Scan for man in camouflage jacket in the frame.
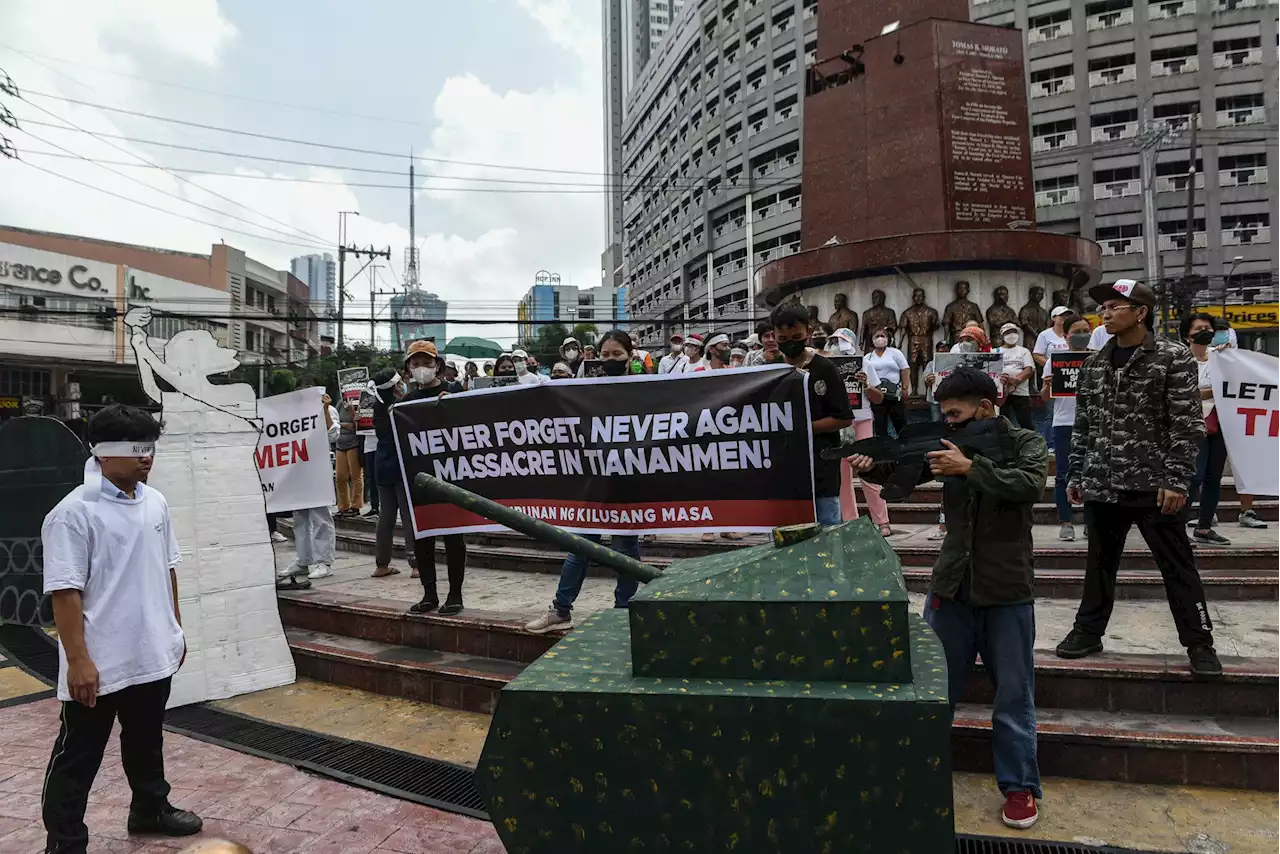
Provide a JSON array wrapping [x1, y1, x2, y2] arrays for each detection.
[[1056, 280, 1219, 677]]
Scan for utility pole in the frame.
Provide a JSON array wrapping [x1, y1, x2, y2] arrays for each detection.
[[369, 263, 380, 347], [336, 243, 390, 349]]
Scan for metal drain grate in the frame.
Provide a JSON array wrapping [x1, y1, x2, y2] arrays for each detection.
[[164, 705, 488, 819], [956, 837, 1156, 853], [0, 623, 59, 683]]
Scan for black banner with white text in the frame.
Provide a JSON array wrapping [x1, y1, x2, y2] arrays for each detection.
[[391, 366, 815, 536]]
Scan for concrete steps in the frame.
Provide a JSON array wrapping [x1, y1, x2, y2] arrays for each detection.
[[308, 524, 1279, 601], [275, 590, 1279, 790]]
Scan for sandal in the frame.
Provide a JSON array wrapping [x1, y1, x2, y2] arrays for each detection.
[[371, 566, 401, 578], [275, 574, 312, 590], [720, 532, 744, 541], [879, 525, 893, 537]]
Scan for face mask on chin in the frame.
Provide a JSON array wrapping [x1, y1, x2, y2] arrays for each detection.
[[601, 357, 629, 376], [411, 366, 436, 385], [1069, 333, 1091, 349], [1002, 333, 1020, 346], [777, 339, 807, 359]]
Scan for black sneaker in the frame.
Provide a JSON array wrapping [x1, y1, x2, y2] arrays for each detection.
[[1193, 528, 1231, 546], [1055, 629, 1103, 660], [1188, 645, 1223, 677], [127, 805, 203, 837]]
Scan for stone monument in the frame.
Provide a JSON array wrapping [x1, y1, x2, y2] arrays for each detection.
[[985, 286, 1018, 340], [943, 280, 983, 346], [1020, 286, 1050, 348], [899, 288, 940, 397], [828, 292, 859, 336], [860, 289, 897, 352]]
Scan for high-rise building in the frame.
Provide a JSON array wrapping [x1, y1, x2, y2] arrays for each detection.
[[617, 0, 816, 348], [971, 0, 1277, 306], [389, 290, 448, 351], [604, 1, 689, 255], [289, 253, 336, 336], [518, 278, 628, 344]]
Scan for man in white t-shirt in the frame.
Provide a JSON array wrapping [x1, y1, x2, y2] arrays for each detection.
[[996, 321, 1037, 431], [41, 405, 203, 853], [658, 333, 687, 374]]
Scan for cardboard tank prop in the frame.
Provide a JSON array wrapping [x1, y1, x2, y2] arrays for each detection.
[[414, 474, 955, 853]]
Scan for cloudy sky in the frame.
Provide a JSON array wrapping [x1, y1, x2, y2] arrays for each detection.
[[0, 0, 605, 348]]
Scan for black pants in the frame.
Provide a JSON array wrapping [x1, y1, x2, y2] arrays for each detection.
[[363, 451, 379, 511], [1187, 432, 1228, 530], [1002, 395, 1035, 431], [1076, 502, 1213, 648], [43, 677, 172, 854], [871, 399, 906, 437], [414, 533, 467, 601]]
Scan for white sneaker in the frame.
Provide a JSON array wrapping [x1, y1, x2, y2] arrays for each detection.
[[308, 564, 333, 580], [276, 563, 306, 579], [927, 529, 946, 541], [270, 532, 287, 543], [1238, 510, 1268, 529], [525, 607, 573, 634]]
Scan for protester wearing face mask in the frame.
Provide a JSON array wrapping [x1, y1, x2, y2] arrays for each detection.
[[463, 361, 479, 391], [811, 323, 835, 354], [1033, 307, 1071, 369], [675, 333, 706, 372], [847, 367, 1047, 831], [830, 329, 891, 536], [694, 333, 732, 371], [659, 334, 686, 374], [371, 367, 417, 581], [951, 323, 991, 354], [394, 341, 469, 615], [492, 354, 517, 382], [864, 327, 909, 438], [771, 302, 854, 527], [729, 344, 747, 368], [1040, 315, 1093, 541], [511, 349, 546, 385], [551, 361, 574, 380], [1181, 313, 1231, 546], [526, 330, 648, 633], [560, 337, 584, 375], [996, 322, 1037, 431], [483, 362, 494, 377]]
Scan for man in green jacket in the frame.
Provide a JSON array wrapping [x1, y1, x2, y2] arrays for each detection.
[[847, 366, 1047, 830]]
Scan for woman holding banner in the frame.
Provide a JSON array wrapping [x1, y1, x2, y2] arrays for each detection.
[[1040, 314, 1092, 541], [526, 330, 647, 634], [1182, 313, 1232, 546]]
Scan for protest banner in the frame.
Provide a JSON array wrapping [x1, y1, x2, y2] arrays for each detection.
[[256, 387, 337, 513], [580, 359, 609, 378], [337, 366, 374, 434], [1209, 348, 1279, 497], [1049, 351, 1088, 398], [936, 352, 1002, 384], [828, 355, 864, 409], [392, 365, 815, 536]]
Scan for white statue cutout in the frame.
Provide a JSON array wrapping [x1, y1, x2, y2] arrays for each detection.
[[125, 306, 296, 708]]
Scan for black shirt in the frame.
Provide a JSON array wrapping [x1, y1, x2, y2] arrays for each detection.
[[802, 353, 855, 498], [402, 380, 462, 404], [1110, 344, 1138, 369]]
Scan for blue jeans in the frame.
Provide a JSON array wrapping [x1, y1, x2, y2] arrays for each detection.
[[1040, 398, 1055, 449], [553, 534, 641, 617], [815, 495, 842, 526], [1188, 432, 1227, 530], [924, 597, 1042, 798]]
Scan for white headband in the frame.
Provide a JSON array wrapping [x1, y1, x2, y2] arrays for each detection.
[[82, 442, 156, 503], [91, 442, 156, 458], [375, 371, 402, 390]]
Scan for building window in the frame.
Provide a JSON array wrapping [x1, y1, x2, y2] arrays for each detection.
[[0, 366, 51, 397]]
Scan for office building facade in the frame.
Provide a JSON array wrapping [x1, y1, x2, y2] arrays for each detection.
[[518, 280, 629, 343], [389, 290, 448, 351], [618, 0, 816, 348], [290, 253, 336, 336], [971, 0, 1277, 308]]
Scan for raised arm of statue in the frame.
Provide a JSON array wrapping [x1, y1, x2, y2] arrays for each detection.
[[125, 307, 182, 405]]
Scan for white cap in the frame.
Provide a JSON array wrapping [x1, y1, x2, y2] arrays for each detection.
[[1000, 321, 1021, 335], [1050, 305, 1070, 318], [512, 348, 529, 359]]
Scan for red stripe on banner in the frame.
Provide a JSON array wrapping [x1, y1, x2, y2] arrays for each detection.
[[412, 499, 814, 535]]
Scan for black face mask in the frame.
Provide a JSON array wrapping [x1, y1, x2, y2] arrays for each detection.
[[1191, 329, 1214, 346], [713, 346, 731, 363], [811, 337, 827, 351], [778, 339, 807, 358], [600, 358, 629, 376], [948, 417, 975, 432], [1068, 333, 1090, 350]]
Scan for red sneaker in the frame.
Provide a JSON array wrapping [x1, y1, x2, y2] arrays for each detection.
[[1001, 791, 1038, 829]]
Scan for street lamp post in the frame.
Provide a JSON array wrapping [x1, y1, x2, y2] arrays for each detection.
[[1223, 255, 1243, 317]]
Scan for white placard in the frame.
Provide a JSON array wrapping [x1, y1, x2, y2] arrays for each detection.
[[257, 387, 337, 513], [1209, 348, 1279, 498]]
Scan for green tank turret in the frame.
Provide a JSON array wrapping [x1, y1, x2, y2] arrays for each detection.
[[412, 474, 954, 853]]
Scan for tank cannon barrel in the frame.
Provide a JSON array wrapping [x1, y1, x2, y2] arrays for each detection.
[[411, 473, 663, 583]]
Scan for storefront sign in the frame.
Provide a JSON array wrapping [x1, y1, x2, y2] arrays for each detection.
[[1049, 351, 1088, 398], [0, 242, 114, 295], [392, 367, 815, 536]]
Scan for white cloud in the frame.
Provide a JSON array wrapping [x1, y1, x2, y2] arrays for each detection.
[[0, 0, 606, 351]]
